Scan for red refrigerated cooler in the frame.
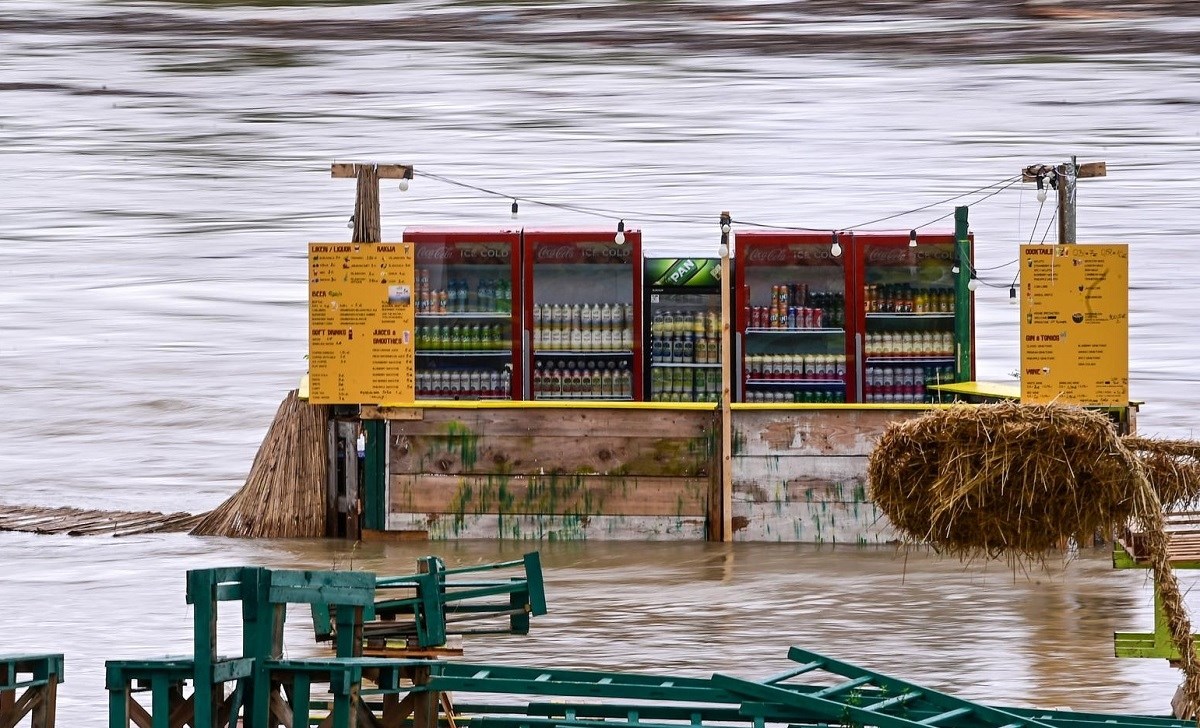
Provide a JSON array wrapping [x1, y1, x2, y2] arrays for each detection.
[[852, 231, 973, 404], [402, 228, 523, 400], [733, 230, 974, 404], [734, 232, 855, 404], [523, 229, 643, 401]]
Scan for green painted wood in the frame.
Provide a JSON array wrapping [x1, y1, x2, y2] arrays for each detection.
[[954, 206, 972, 380], [364, 419, 388, 530]]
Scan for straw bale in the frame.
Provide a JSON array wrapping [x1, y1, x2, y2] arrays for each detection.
[[868, 403, 1200, 716], [1124, 437, 1200, 510], [868, 402, 1137, 558]]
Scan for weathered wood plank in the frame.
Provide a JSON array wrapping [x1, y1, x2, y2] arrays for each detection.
[[729, 453, 873, 491], [389, 408, 717, 440], [331, 162, 412, 179], [391, 434, 713, 477], [731, 500, 901, 544], [389, 474, 707, 517], [388, 512, 706, 541], [729, 467, 873, 506], [732, 409, 922, 457]]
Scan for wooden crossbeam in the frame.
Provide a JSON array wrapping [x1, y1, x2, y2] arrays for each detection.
[[331, 163, 413, 180], [1022, 161, 1106, 182]]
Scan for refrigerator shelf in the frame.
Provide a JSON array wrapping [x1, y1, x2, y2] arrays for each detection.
[[534, 395, 635, 401], [534, 350, 634, 357], [745, 327, 845, 335], [865, 312, 954, 319], [651, 361, 721, 369], [866, 356, 954, 364], [416, 312, 511, 319], [417, 350, 512, 357], [745, 378, 845, 386]]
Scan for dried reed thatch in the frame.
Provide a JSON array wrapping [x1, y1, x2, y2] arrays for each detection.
[[191, 390, 329, 538], [868, 402, 1200, 716], [1125, 437, 1200, 510]]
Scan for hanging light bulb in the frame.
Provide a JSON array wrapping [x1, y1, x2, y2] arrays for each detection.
[[967, 276, 980, 292], [399, 178, 409, 192], [908, 229, 917, 248], [830, 231, 842, 258], [1036, 175, 1047, 203], [614, 219, 626, 245], [510, 200, 519, 220], [718, 243, 729, 257], [951, 258, 960, 274], [1009, 285, 1018, 304], [347, 214, 355, 230]]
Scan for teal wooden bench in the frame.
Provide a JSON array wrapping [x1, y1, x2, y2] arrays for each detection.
[[0, 653, 63, 728], [106, 566, 380, 728], [314, 552, 547, 654], [255, 569, 382, 726], [106, 566, 268, 728]]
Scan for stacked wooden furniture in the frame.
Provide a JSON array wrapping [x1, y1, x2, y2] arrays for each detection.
[[0, 653, 63, 728]]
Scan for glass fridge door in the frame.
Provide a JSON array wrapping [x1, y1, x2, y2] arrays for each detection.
[[527, 232, 640, 401], [857, 232, 958, 404], [647, 290, 722, 403], [405, 230, 521, 400], [736, 233, 851, 404]]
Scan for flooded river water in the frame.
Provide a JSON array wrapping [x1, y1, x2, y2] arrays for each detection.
[[4, 1, 1200, 723]]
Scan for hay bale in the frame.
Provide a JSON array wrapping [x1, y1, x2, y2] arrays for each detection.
[[868, 402, 1137, 558], [868, 403, 1200, 716], [1125, 437, 1200, 510]]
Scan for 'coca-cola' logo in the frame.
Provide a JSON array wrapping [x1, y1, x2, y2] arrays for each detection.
[[535, 245, 578, 262], [415, 246, 453, 261], [744, 248, 787, 264]]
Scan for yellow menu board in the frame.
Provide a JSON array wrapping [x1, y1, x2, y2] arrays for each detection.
[[1020, 244, 1128, 406], [308, 242, 415, 404]]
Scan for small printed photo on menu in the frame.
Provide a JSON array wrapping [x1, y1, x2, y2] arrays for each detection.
[[388, 285, 412, 305]]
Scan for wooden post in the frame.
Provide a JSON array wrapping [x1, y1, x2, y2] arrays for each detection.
[[329, 162, 413, 540], [1022, 159, 1106, 245], [718, 212, 734, 543]]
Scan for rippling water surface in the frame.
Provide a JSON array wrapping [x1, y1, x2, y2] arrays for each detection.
[[3, 1, 1200, 723]]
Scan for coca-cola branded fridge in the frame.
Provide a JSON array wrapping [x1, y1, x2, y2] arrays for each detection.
[[524, 229, 643, 401], [852, 231, 973, 404], [733, 230, 974, 404], [643, 257, 723, 402], [402, 228, 522, 400], [734, 233, 854, 403]]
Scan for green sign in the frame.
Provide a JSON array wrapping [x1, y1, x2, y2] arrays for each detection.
[[645, 258, 721, 288]]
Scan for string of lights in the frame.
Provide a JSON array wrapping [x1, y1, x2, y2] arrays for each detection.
[[410, 168, 1027, 244]]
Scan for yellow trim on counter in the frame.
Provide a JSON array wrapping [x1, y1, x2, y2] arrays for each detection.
[[378, 399, 720, 411], [731, 402, 956, 411], [927, 381, 1020, 399]]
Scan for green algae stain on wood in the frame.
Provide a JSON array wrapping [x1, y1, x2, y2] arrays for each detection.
[[445, 421, 480, 469]]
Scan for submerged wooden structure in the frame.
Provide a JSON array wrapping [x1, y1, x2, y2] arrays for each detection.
[[362, 401, 966, 543], [0, 505, 199, 537]]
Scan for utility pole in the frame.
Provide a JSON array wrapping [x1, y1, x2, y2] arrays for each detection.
[[1021, 157, 1106, 244], [331, 162, 414, 243], [717, 211, 733, 543], [327, 162, 414, 540]]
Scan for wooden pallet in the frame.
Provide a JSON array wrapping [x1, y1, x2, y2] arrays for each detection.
[[1115, 511, 1200, 569]]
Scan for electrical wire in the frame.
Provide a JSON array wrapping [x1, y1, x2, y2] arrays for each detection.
[[416, 170, 704, 224], [414, 168, 1025, 233]]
